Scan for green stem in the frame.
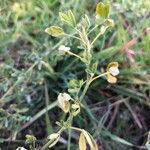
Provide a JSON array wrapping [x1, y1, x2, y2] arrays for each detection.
[[90, 26, 108, 46], [79, 72, 108, 102], [79, 75, 93, 102], [65, 33, 82, 41], [88, 21, 106, 35], [88, 24, 99, 35], [40, 140, 53, 150], [90, 72, 108, 82], [67, 128, 72, 150], [66, 113, 74, 150], [44, 81, 53, 135], [68, 51, 83, 60], [33, 141, 36, 150], [69, 126, 82, 132]]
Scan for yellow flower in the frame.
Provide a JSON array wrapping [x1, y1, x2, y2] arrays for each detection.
[[57, 93, 71, 113], [106, 62, 119, 83]]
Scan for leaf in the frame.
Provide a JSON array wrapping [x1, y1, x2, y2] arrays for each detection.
[[25, 135, 36, 144], [49, 136, 60, 148], [68, 79, 80, 89], [96, 2, 110, 19], [79, 132, 86, 150], [91, 141, 98, 150], [87, 133, 98, 150], [59, 10, 76, 27], [68, 79, 83, 94], [82, 130, 93, 148], [80, 14, 91, 30], [48, 133, 59, 140], [90, 62, 98, 74], [68, 10, 76, 26], [85, 61, 98, 75], [45, 26, 64, 37]]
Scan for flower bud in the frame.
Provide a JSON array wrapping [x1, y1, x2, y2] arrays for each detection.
[[106, 19, 114, 27], [58, 45, 70, 55]]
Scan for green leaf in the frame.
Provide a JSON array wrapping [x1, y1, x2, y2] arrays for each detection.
[[68, 79, 83, 94], [45, 26, 64, 37], [25, 135, 36, 144], [85, 61, 98, 75], [80, 14, 91, 30], [91, 62, 98, 74], [96, 2, 110, 19], [59, 10, 76, 27]]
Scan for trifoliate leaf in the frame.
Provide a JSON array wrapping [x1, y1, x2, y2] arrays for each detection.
[[45, 26, 64, 37], [79, 132, 86, 150], [96, 2, 110, 19]]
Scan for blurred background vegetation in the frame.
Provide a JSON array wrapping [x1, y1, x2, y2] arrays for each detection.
[[0, 0, 150, 149]]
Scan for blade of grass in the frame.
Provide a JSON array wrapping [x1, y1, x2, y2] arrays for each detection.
[[67, 128, 72, 150], [44, 81, 53, 135], [100, 129, 134, 147], [18, 101, 58, 133]]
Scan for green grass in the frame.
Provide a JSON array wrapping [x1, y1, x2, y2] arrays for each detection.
[[0, 0, 150, 149]]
